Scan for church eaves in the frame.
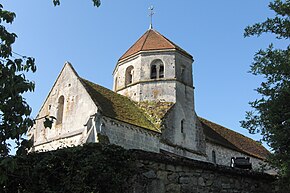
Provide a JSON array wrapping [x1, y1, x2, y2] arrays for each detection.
[[119, 29, 192, 61]]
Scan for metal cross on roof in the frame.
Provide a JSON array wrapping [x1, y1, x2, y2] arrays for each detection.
[[148, 6, 154, 29]]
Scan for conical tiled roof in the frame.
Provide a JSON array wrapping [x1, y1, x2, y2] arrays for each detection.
[[119, 29, 192, 61]]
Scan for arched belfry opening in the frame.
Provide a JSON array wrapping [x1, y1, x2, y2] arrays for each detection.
[[150, 65, 157, 79], [150, 59, 164, 79], [159, 64, 164, 78], [125, 66, 134, 86], [56, 95, 64, 125]]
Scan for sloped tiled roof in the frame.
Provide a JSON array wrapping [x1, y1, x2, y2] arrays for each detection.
[[119, 29, 192, 61], [199, 117, 269, 160], [80, 78, 158, 132]]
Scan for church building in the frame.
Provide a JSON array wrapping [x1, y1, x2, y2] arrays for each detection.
[[29, 28, 269, 170]]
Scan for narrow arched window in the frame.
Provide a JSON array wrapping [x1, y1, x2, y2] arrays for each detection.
[[150, 65, 157, 79], [212, 150, 216, 163], [159, 64, 164, 78], [125, 66, 134, 86], [56, 95, 64, 125], [181, 119, 185, 133]]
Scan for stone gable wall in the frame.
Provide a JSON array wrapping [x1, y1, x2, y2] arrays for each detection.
[[32, 63, 98, 151]]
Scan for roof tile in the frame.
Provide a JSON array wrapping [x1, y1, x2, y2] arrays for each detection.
[[119, 29, 192, 61], [199, 117, 269, 160]]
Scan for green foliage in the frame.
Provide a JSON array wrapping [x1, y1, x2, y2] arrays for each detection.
[[42, 116, 57, 129], [242, 0, 290, 181], [0, 4, 36, 157], [0, 143, 136, 193]]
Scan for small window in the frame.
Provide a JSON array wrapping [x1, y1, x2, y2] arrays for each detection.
[[159, 64, 164, 78], [56, 96, 64, 125], [125, 66, 134, 86], [181, 119, 185, 133], [212, 150, 216, 163]]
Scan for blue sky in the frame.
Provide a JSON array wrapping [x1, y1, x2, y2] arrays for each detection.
[[3, 0, 286, 149]]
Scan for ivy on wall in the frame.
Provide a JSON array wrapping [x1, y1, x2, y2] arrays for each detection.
[[0, 143, 136, 193]]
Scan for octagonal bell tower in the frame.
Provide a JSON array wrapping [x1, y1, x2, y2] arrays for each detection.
[[113, 29, 194, 104], [113, 29, 206, 155]]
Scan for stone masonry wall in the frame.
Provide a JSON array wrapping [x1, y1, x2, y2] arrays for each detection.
[[206, 141, 266, 171], [32, 63, 98, 151], [128, 150, 277, 193], [102, 117, 160, 153]]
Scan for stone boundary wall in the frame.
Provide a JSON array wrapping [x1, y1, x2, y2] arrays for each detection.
[[128, 150, 277, 193]]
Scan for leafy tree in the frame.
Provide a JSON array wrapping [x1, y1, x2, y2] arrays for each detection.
[[0, 4, 36, 157], [242, 0, 290, 180]]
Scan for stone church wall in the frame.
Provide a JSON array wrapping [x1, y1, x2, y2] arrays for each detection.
[[32, 63, 98, 151], [206, 141, 265, 171], [102, 117, 160, 153], [128, 150, 277, 193]]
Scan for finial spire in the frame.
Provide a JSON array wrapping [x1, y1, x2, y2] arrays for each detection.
[[148, 6, 154, 29]]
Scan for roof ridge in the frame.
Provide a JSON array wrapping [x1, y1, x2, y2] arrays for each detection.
[[140, 29, 151, 51], [153, 29, 176, 48], [118, 30, 149, 61], [153, 29, 192, 58]]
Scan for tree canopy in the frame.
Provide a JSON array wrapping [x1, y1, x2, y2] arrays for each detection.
[[0, 4, 36, 157], [242, 0, 290, 180]]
